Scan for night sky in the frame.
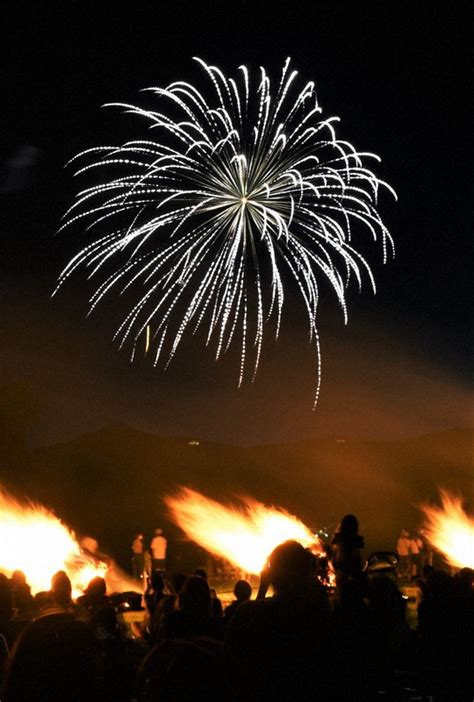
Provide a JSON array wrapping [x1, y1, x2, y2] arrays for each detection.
[[2, 0, 472, 446]]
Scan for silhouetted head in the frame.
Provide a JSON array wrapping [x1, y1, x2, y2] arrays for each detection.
[[3, 613, 98, 701], [233, 579, 252, 602], [51, 571, 72, 606], [155, 528, 163, 535], [267, 540, 312, 592], [150, 572, 165, 592], [85, 576, 107, 599], [193, 568, 208, 580], [339, 514, 359, 536], [400, 528, 409, 538], [179, 576, 211, 616], [11, 570, 27, 587]]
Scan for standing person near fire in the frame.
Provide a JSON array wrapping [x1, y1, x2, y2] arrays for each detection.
[[132, 533, 145, 580], [396, 529, 411, 578], [150, 528, 167, 572], [330, 514, 364, 587]]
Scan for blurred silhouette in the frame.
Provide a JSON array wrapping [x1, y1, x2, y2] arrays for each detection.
[[2, 612, 100, 702], [224, 579, 252, 622], [331, 514, 364, 587]]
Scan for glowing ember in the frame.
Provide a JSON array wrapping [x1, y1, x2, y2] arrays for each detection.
[[0, 489, 138, 596], [421, 490, 474, 569], [166, 487, 322, 574]]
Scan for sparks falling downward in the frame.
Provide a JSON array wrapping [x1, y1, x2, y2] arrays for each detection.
[[56, 58, 395, 404], [421, 490, 474, 569], [165, 487, 322, 573]]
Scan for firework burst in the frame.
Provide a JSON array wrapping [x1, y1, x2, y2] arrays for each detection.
[[56, 58, 395, 404]]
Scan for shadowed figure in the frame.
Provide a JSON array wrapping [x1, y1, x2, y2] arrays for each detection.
[[224, 580, 252, 623], [160, 575, 224, 642], [2, 612, 100, 702], [331, 514, 364, 587], [226, 540, 333, 702]]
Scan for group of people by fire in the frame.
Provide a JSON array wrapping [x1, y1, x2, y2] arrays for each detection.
[[0, 513, 473, 701]]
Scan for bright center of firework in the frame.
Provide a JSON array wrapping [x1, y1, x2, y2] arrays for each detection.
[[241, 196, 248, 205]]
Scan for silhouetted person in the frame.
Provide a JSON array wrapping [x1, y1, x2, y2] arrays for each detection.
[[331, 577, 373, 699], [0, 573, 13, 655], [131, 533, 145, 580], [226, 540, 332, 701], [161, 576, 223, 642], [224, 579, 252, 623], [50, 570, 74, 609], [396, 528, 411, 578], [331, 514, 364, 587], [193, 567, 223, 618], [418, 569, 473, 697], [10, 570, 35, 615], [77, 576, 109, 617], [144, 571, 166, 618], [367, 575, 411, 688], [2, 612, 100, 702]]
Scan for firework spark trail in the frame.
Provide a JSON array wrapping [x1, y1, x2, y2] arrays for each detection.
[[56, 58, 395, 404]]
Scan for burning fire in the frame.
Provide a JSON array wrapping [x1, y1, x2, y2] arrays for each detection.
[[166, 487, 322, 574], [421, 490, 474, 569], [0, 488, 138, 596]]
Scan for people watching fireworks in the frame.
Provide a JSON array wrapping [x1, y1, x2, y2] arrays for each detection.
[[0, 543, 473, 700]]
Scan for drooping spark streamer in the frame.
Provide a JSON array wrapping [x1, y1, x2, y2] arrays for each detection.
[[421, 490, 474, 569], [0, 488, 139, 596], [165, 486, 322, 574], [56, 58, 395, 404]]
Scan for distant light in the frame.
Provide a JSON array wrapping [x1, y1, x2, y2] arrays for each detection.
[[336, 439, 346, 443], [188, 440, 200, 446]]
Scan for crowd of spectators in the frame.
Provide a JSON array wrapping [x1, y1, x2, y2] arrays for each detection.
[[0, 519, 473, 701]]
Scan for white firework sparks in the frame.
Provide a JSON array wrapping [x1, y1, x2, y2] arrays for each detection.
[[56, 58, 396, 405]]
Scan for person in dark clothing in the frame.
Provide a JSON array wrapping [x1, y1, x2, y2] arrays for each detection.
[[161, 576, 224, 642], [226, 540, 333, 702], [77, 576, 109, 616], [331, 514, 364, 587], [193, 567, 224, 618], [144, 571, 166, 618], [10, 571, 35, 615], [2, 612, 100, 702], [224, 580, 252, 623]]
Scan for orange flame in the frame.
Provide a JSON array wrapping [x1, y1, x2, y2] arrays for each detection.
[[421, 490, 474, 569], [0, 488, 139, 596], [166, 487, 322, 574]]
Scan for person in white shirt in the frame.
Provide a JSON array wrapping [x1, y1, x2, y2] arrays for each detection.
[[150, 528, 167, 572]]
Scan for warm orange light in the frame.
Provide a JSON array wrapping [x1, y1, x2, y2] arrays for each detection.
[[0, 488, 138, 596], [165, 487, 322, 574], [421, 490, 474, 569]]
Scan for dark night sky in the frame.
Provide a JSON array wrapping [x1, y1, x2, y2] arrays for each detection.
[[1, 0, 472, 445]]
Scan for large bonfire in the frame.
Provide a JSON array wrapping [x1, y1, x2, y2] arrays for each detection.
[[166, 486, 323, 574], [421, 490, 474, 569], [0, 488, 138, 596]]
